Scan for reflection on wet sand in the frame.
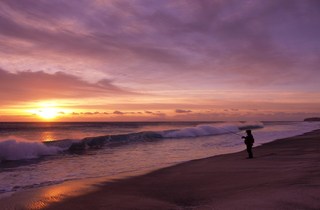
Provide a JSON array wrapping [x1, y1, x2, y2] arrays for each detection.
[[32, 179, 102, 209], [0, 178, 101, 210], [27, 185, 68, 210]]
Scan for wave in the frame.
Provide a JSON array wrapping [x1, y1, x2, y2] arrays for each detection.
[[45, 121, 263, 150], [161, 124, 239, 138], [45, 131, 164, 151], [161, 121, 263, 138], [0, 138, 62, 162], [0, 122, 264, 162]]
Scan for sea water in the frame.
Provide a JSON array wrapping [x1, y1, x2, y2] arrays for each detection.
[[0, 121, 319, 196]]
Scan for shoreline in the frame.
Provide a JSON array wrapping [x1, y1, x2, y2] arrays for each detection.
[[1, 129, 320, 209]]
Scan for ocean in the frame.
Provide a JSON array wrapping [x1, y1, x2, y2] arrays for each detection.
[[0, 121, 319, 197]]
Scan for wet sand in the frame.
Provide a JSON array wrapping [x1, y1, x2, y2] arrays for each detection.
[[2, 130, 320, 209]]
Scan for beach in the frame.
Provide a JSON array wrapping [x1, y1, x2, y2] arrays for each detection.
[[1, 0, 319, 209], [4, 129, 313, 210]]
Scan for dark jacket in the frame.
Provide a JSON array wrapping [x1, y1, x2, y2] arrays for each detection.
[[244, 134, 254, 145]]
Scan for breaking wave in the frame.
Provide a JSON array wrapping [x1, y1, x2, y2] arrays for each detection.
[[0, 138, 62, 162], [161, 121, 263, 138], [0, 122, 264, 162]]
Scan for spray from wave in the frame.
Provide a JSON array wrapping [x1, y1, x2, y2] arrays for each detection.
[[162, 121, 264, 138], [0, 138, 62, 162]]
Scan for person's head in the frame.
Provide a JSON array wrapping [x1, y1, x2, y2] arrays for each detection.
[[246, 130, 252, 135]]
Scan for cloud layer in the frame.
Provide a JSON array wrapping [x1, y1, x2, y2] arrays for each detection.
[[1, 1, 320, 87], [0, 0, 319, 120], [0, 68, 132, 104]]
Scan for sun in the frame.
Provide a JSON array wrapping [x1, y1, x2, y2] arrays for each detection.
[[37, 107, 58, 120]]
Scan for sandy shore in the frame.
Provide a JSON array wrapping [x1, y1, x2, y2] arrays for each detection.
[[2, 130, 320, 210]]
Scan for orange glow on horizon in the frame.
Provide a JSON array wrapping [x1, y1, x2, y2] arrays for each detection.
[[26, 102, 68, 121], [36, 108, 59, 120]]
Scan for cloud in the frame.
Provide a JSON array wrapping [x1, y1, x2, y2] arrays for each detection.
[[175, 109, 192, 114], [84, 112, 95, 115], [144, 110, 166, 117], [0, 0, 184, 67], [0, 68, 133, 104], [113, 110, 124, 115], [70, 110, 157, 116], [1, 0, 319, 90], [152, 112, 166, 117], [70, 111, 107, 116], [0, 0, 320, 122]]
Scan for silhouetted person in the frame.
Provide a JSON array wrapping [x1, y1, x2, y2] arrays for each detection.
[[242, 130, 254, 159]]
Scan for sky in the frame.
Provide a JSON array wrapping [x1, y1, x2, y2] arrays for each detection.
[[0, 0, 319, 121]]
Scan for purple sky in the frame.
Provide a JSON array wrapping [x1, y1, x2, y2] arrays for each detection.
[[0, 0, 319, 121]]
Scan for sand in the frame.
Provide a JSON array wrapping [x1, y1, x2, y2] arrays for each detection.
[[2, 130, 320, 210]]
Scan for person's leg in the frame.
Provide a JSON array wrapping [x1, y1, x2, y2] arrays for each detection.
[[247, 144, 253, 158]]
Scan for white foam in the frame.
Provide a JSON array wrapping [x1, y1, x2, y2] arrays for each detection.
[[0, 138, 62, 161], [163, 124, 239, 138]]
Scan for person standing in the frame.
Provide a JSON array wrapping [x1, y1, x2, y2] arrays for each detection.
[[242, 130, 254, 159]]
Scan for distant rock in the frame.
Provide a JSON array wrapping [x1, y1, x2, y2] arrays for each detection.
[[304, 117, 320, 121]]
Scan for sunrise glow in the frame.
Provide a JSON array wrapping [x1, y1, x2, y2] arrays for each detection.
[[0, 1, 319, 122], [36, 108, 59, 120]]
